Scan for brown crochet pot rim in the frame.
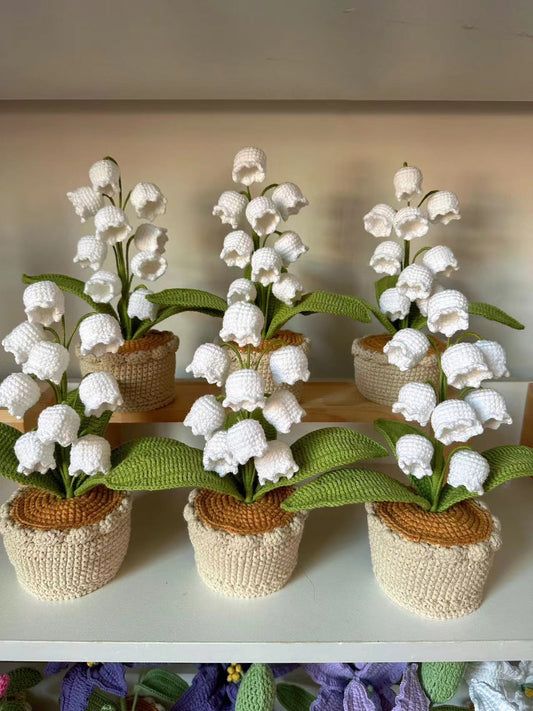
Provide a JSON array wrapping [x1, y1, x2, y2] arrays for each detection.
[[118, 329, 176, 354], [374, 499, 493, 547], [359, 333, 445, 354], [235, 329, 306, 354]]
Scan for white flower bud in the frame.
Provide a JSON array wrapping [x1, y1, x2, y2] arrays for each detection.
[[393, 207, 429, 241], [363, 204, 396, 238], [254, 440, 299, 486], [15, 431, 55, 476], [2, 321, 47, 365], [73, 235, 108, 271], [232, 146, 267, 186], [66, 186, 105, 222], [393, 166, 423, 201], [186, 343, 231, 386], [94, 206, 132, 245], [396, 434, 434, 479], [272, 183, 309, 221], [79, 371, 123, 417], [69, 435, 112, 477], [447, 449, 489, 494], [127, 288, 158, 322], [84, 270, 121, 304], [134, 224, 168, 254], [0, 373, 41, 419], [369, 240, 403, 276], [272, 273, 304, 306], [78, 314, 124, 357], [396, 264, 434, 302], [223, 369, 266, 412], [441, 343, 493, 389], [226, 419, 268, 465], [23, 281, 65, 327], [213, 191, 248, 229], [392, 382, 437, 426], [383, 329, 430, 372], [474, 340, 510, 379], [263, 389, 305, 434], [251, 247, 283, 286], [220, 231, 255, 268], [184, 395, 226, 438], [427, 191, 460, 225], [23, 341, 70, 385], [379, 288, 411, 322], [130, 250, 167, 282], [245, 197, 281, 236], [203, 430, 238, 476], [422, 245, 458, 277], [269, 345, 310, 386], [89, 159, 120, 195], [130, 182, 167, 221], [431, 400, 483, 445], [464, 389, 512, 430], [219, 302, 264, 348], [427, 289, 469, 338], [37, 404, 80, 447], [227, 278, 257, 306], [273, 231, 308, 265]]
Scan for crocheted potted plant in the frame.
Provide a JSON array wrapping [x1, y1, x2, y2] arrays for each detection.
[[25, 157, 226, 412], [0, 666, 42, 711]]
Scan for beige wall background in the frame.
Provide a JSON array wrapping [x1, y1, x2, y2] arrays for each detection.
[[0, 101, 531, 380]]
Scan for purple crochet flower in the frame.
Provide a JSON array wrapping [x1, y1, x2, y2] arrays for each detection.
[[45, 662, 128, 711]]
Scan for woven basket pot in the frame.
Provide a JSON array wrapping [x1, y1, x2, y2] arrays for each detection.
[[77, 330, 179, 412], [184, 488, 307, 598], [366, 500, 502, 619], [352, 333, 441, 406], [0, 486, 131, 601]]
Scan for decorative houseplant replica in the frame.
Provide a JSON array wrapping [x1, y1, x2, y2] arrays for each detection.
[[0, 666, 42, 711]]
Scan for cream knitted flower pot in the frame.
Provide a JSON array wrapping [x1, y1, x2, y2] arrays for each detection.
[[184, 489, 307, 598], [0, 487, 132, 601], [366, 500, 502, 619], [78, 330, 178, 412], [352, 333, 440, 406]]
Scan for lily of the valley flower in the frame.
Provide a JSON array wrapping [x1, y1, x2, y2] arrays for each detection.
[[226, 419, 268, 465], [186, 343, 231, 386], [130, 250, 167, 282], [245, 196, 281, 236], [383, 329, 430, 371], [475, 339, 510, 378], [89, 159, 120, 195], [393, 207, 429, 241], [134, 223, 168, 254], [219, 302, 264, 348], [130, 182, 167, 221], [184, 394, 226, 438], [396, 264, 434, 301], [251, 247, 283, 286], [392, 382, 437, 426], [227, 278, 257, 305], [416, 283, 444, 317], [2, 321, 47, 365], [78, 314, 124, 357], [272, 273, 304, 306], [94, 206, 132, 245], [67, 186, 105, 222], [23, 341, 70, 384], [223, 369, 266, 412], [69, 435, 112, 477], [269, 346, 310, 386], [84, 270, 121, 304], [78, 371, 124, 417], [426, 289, 469, 338], [431, 399, 483, 445], [220, 230, 255, 268], [127, 288, 158, 321], [203, 430, 238, 476], [393, 165, 423, 201], [73, 235, 108, 271], [369, 240, 403, 275], [232, 146, 267, 186], [272, 183, 309, 220], [466, 661, 533, 711], [262, 388, 306, 434], [396, 434, 434, 479], [441, 342, 493, 389], [422, 245, 458, 277], [273, 231, 308, 265], [14, 431, 55, 475], [465, 388, 512, 430], [378, 287, 411, 321], [23, 281, 65, 326], [427, 190, 461, 224], [0, 372, 41, 419], [447, 449, 490, 494], [363, 204, 396, 238], [37, 404, 80, 447], [254, 440, 299, 485], [213, 191, 248, 229]]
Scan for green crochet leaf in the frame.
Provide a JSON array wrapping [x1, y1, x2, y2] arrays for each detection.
[[436, 484, 477, 512], [431, 707, 470, 711], [0, 423, 63, 495], [276, 682, 315, 711], [235, 664, 275, 711], [0, 701, 34, 711], [86, 688, 118, 711], [419, 662, 466, 703], [374, 274, 398, 303], [468, 301, 524, 330], [410, 312, 427, 330], [134, 668, 188, 704], [265, 290, 371, 339], [148, 288, 227, 317], [360, 298, 397, 335], [282, 468, 431, 512], [22, 274, 117, 318], [7, 667, 43, 693], [65, 387, 112, 438]]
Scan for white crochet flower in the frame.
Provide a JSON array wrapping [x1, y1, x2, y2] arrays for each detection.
[[269, 346, 310, 386], [254, 440, 299, 486], [431, 400, 483, 445], [396, 434, 434, 479], [272, 183, 309, 221], [67, 186, 105, 222], [475, 340, 510, 379], [245, 197, 281, 237], [127, 288, 158, 322], [184, 395, 226, 439], [89, 159, 120, 195], [130, 251, 167, 282], [78, 314, 124, 357], [186, 343, 231, 386], [441, 343, 493, 389], [227, 278, 257, 306], [202, 430, 238, 476], [220, 231, 255, 268], [396, 264, 434, 301], [378, 288, 411, 322], [2, 321, 47, 365], [232, 146, 267, 186], [14, 431, 55, 476], [263, 389, 305, 434], [0, 373, 41, 419], [73, 235, 108, 271], [427, 289, 469, 338], [213, 191, 248, 229], [219, 302, 264, 348], [134, 224, 168, 254], [272, 273, 304, 306], [447, 449, 489, 495], [369, 240, 403, 276], [415, 283, 444, 318], [422, 245, 458, 277], [37, 404, 80, 447], [23, 341, 70, 385], [393, 166, 423, 201], [273, 231, 308, 265], [383, 329, 430, 372], [226, 419, 268, 465], [78, 371, 124, 417], [84, 270, 121, 304], [427, 191, 461, 225], [69, 435, 112, 477], [464, 389, 512, 430], [251, 247, 283, 286], [23, 281, 65, 327], [223, 369, 265, 412], [393, 207, 429, 241], [363, 204, 396, 238], [130, 182, 167, 221], [392, 382, 437, 427], [94, 206, 132, 245]]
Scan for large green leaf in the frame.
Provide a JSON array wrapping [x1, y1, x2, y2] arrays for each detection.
[[419, 662, 466, 703], [276, 682, 315, 711], [360, 298, 397, 335], [7, 667, 43, 693], [134, 668, 188, 704], [148, 288, 227, 317], [469, 302, 524, 330], [436, 484, 477, 512], [374, 274, 398, 303], [235, 664, 275, 711], [23, 274, 117, 317], [0, 423, 63, 495]]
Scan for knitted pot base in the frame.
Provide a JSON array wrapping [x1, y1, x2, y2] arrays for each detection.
[[184, 489, 307, 598], [78, 330, 179, 412], [366, 501, 502, 619]]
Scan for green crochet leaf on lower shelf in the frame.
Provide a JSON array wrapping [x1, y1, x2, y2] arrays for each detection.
[[87, 688, 118, 711], [235, 664, 275, 711], [134, 668, 188, 704], [23, 273, 117, 318], [6, 667, 43, 693], [0, 423, 63, 495], [276, 682, 315, 711], [419, 662, 466, 704], [0, 700, 34, 711], [148, 288, 227, 317], [469, 301, 524, 329]]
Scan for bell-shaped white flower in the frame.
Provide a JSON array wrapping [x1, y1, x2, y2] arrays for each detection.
[[2, 321, 47, 365], [393, 207, 429, 241], [223, 369, 265, 412], [89, 159, 120, 195], [369, 240, 403, 276], [134, 223, 168, 254], [415, 283, 444, 318], [475, 340, 510, 379], [0, 373, 41, 419], [202, 430, 238, 476], [213, 191, 248, 229], [220, 230, 255, 268], [396, 434, 434, 479], [427, 191, 461, 225], [130, 250, 167, 282], [219, 302, 264, 348], [392, 382, 437, 427], [78, 314, 124, 357], [396, 264, 434, 301], [378, 288, 411, 322], [447, 449, 489, 495], [263, 389, 305, 434], [383, 329, 430, 372], [37, 404, 80, 447], [69, 435, 112, 477], [67, 186, 105, 222], [273, 231, 308, 265], [84, 270, 121, 304], [422, 245, 458, 277], [23, 341, 70, 385], [269, 345, 310, 386], [254, 440, 299, 486], [14, 431, 55, 476], [79, 371, 124, 417], [23, 281, 65, 327], [393, 165, 423, 201], [431, 400, 483, 445], [73, 235, 108, 271], [184, 394, 226, 438], [227, 278, 257, 306], [272, 183, 309, 221], [127, 288, 158, 321], [226, 419, 268, 465], [232, 146, 267, 186], [245, 197, 281, 236], [130, 182, 167, 221], [186, 343, 231, 386], [94, 206, 132, 245], [427, 289, 469, 338], [464, 389, 512, 430], [363, 204, 396, 238], [441, 343, 493, 389], [251, 247, 283, 286], [272, 273, 304, 306]]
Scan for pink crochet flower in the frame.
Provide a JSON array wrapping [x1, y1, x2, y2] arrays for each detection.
[[0, 674, 10, 698]]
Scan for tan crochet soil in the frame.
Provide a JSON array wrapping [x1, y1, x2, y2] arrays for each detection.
[[11, 486, 124, 531], [119, 330, 175, 353], [236, 329, 306, 354], [361, 333, 445, 354], [195, 487, 295, 536], [374, 500, 493, 547]]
